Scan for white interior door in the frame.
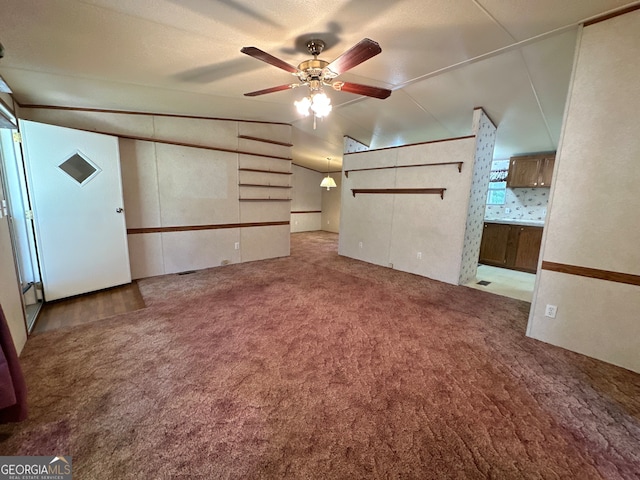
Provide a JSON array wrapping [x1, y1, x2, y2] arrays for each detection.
[[20, 120, 131, 301]]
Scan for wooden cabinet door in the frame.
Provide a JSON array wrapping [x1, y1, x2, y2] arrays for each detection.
[[514, 226, 544, 273], [507, 157, 540, 187], [539, 156, 555, 187], [479, 223, 511, 266]]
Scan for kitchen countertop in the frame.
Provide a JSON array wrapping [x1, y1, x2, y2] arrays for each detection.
[[483, 219, 544, 227]]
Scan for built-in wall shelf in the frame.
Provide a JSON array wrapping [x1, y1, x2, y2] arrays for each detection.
[[238, 168, 293, 175], [351, 188, 446, 199], [238, 183, 292, 189], [239, 198, 292, 202], [344, 161, 463, 177], [238, 135, 293, 148]]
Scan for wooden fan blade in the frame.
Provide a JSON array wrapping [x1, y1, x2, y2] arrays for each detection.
[[240, 47, 298, 73], [334, 81, 391, 99], [326, 38, 382, 75], [243, 84, 294, 97]]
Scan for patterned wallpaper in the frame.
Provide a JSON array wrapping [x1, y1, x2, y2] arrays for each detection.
[[343, 135, 369, 154], [458, 108, 497, 285], [485, 187, 549, 223]]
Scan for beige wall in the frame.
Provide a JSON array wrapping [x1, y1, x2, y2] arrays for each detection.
[[0, 100, 27, 354], [291, 164, 341, 234], [291, 164, 322, 233], [21, 107, 292, 279], [527, 11, 640, 373], [339, 136, 478, 284], [321, 172, 341, 233]]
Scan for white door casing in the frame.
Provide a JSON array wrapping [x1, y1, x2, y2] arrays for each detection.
[[20, 120, 131, 301]]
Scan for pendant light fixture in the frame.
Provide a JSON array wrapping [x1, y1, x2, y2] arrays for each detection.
[[320, 157, 337, 190]]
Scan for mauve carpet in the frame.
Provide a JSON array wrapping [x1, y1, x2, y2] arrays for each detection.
[[1, 231, 639, 479]]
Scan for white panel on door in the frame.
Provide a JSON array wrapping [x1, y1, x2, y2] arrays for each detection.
[[20, 120, 131, 301]]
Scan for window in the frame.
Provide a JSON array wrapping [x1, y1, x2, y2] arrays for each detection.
[[487, 159, 509, 205], [58, 151, 100, 186]]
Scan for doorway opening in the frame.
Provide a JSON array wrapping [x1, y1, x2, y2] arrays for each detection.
[[464, 264, 535, 302], [0, 128, 43, 331]]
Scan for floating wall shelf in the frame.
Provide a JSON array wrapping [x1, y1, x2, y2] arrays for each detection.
[[238, 168, 293, 175], [351, 188, 446, 199], [239, 198, 292, 202], [344, 161, 463, 178], [237, 135, 293, 148], [238, 183, 292, 189]]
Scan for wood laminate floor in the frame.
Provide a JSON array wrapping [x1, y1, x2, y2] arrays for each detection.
[[32, 282, 145, 334]]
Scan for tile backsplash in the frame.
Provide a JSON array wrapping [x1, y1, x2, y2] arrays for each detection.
[[485, 187, 549, 224]]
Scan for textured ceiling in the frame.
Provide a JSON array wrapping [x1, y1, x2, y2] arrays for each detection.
[[1, 0, 638, 171]]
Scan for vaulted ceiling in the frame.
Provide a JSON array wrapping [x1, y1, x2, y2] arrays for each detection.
[[1, 1, 638, 171]]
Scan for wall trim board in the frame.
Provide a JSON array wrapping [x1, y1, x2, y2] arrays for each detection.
[[19, 104, 291, 126], [20, 121, 292, 161], [343, 135, 475, 155], [117, 131, 292, 161], [128, 221, 290, 235], [291, 210, 322, 214], [541, 261, 640, 287], [238, 135, 293, 147], [583, 3, 640, 26], [19, 105, 324, 169], [344, 161, 463, 177]]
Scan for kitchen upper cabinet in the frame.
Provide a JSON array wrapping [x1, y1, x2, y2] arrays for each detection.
[[538, 156, 554, 187], [479, 223, 543, 274], [506, 153, 555, 188]]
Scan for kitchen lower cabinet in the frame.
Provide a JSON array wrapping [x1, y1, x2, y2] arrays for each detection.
[[478, 223, 511, 266], [513, 226, 544, 272], [479, 223, 543, 274]]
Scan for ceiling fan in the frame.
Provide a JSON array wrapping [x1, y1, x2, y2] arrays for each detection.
[[240, 38, 392, 101]]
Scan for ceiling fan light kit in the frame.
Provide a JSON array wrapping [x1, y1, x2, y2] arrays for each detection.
[[241, 37, 392, 127], [294, 91, 332, 118]]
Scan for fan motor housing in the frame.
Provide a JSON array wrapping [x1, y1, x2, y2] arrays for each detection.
[[297, 59, 329, 72], [297, 59, 334, 83]]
